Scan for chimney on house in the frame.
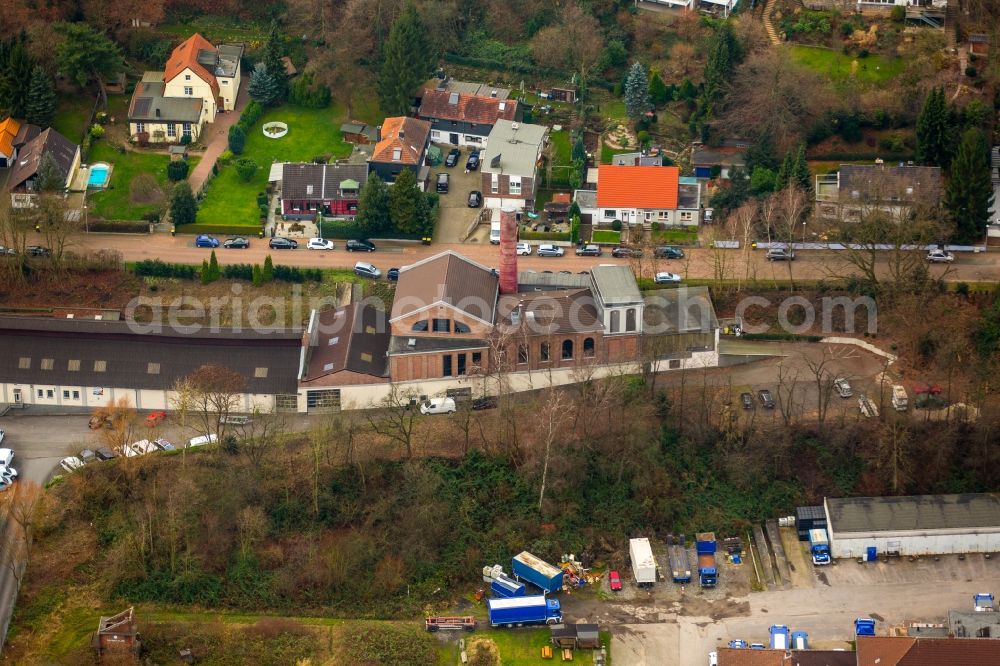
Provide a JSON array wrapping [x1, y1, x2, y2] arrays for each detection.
[[498, 207, 518, 295]]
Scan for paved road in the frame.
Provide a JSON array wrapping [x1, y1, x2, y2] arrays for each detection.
[[55, 233, 1000, 282]]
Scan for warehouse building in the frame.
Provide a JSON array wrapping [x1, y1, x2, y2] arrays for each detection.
[[824, 494, 1000, 559]]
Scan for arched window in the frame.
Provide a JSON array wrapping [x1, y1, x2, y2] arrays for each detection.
[[517, 344, 528, 364], [540, 342, 550, 362], [610, 310, 620, 333], [561, 339, 573, 360], [412, 320, 428, 332], [583, 338, 595, 357], [625, 308, 637, 332], [454, 321, 471, 333]]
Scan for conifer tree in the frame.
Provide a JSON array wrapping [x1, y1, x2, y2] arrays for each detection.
[[378, 2, 435, 116], [623, 62, 649, 119], [946, 128, 994, 244], [356, 174, 391, 233], [24, 66, 56, 128], [916, 87, 951, 167]]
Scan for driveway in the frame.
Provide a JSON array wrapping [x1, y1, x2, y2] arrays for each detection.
[[431, 145, 486, 243], [189, 79, 250, 194]]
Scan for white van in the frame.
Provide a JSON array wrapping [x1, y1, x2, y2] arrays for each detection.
[[0, 448, 13, 468], [490, 221, 501, 245], [187, 433, 219, 448], [420, 397, 457, 415]]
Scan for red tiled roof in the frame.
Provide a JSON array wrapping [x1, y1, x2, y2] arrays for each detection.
[[371, 116, 432, 165], [164, 33, 219, 98], [0, 117, 21, 157], [596, 164, 679, 209], [419, 89, 518, 126], [858, 636, 1000, 666]]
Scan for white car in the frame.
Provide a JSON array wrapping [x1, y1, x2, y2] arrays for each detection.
[[654, 272, 682, 284], [307, 238, 335, 251], [124, 439, 159, 457], [926, 249, 954, 263], [0, 429, 4, 445], [834, 377, 853, 398], [188, 433, 218, 448], [420, 397, 457, 415], [709, 651, 718, 666], [0, 465, 17, 481], [0, 447, 12, 468], [60, 456, 85, 474], [537, 244, 565, 257], [516, 242, 532, 256]]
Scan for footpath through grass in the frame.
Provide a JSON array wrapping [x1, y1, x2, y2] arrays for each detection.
[[196, 104, 354, 227], [788, 45, 904, 85]]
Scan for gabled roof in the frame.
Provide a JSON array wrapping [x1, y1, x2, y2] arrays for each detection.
[[371, 116, 432, 165], [597, 164, 679, 209], [7, 128, 78, 192], [390, 250, 498, 324], [482, 120, 547, 178], [836, 164, 941, 203], [419, 89, 518, 126], [302, 304, 390, 383], [855, 636, 1000, 666], [165, 33, 220, 97], [497, 289, 602, 334], [717, 648, 855, 666], [281, 162, 368, 200], [128, 80, 203, 123], [0, 117, 21, 157], [590, 265, 642, 306], [826, 493, 1000, 534]]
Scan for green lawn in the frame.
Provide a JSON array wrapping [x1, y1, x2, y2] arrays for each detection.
[[436, 629, 612, 666], [788, 45, 904, 85], [549, 129, 572, 167], [158, 16, 268, 45], [86, 141, 200, 221], [653, 227, 699, 245], [196, 104, 354, 227], [603, 99, 627, 121], [592, 229, 621, 244], [53, 95, 95, 144]]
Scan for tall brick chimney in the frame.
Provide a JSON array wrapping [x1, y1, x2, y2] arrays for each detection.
[[498, 207, 518, 294]]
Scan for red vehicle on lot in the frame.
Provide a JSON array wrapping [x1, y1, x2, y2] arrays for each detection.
[[145, 411, 167, 427], [609, 570, 622, 591]]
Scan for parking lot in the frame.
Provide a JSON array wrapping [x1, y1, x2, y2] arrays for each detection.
[[431, 145, 486, 244]]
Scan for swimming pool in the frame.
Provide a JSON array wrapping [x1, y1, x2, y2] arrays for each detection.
[[88, 163, 110, 188]]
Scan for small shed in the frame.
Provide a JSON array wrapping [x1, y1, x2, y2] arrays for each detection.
[[968, 33, 989, 56], [550, 624, 578, 648], [340, 122, 378, 145], [796, 505, 827, 541], [576, 623, 600, 649], [168, 145, 188, 161], [91, 607, 141, 664], [549, 86, 577, 103]]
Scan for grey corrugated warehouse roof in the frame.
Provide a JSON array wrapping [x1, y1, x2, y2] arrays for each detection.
[[826, 494, 1000, 534]]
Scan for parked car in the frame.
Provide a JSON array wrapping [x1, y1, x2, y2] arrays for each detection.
[[758, 389, 776, 409], [269, 237, 298, 250], [575, 244, 602, 257], [654, 272, 682, 284], [187, 434, 218, 448], [0, 465, 16, 481], [516, 242, 532, 256], [468, 190, 483, 208], [609, 570, 623, 592], [354, 261, 381, 279], [834, 377, 853, 398], [655, 245, 684, 259], [729, 640, 748, 649], [436, 172, 449, 193], [766, 247, 795, 261], [125, 439, 159, 457], [387, 267, 400, 281], [60, 456, 85, 474], [472, 396, 498, 411], [95, 447, 117, 461], [537, 244, 565, 257], [740, 392, 754, 410], [0, 448, 12, 468], [223, 237, 250, 249], [611, 246, 642, 258], [195, 234, 220, 248], [926, 249, 954, 263], [0, 246, 15, 256], [466, 151, 481, 170], [79, 448, 96, 464], [26, 245, 51, 257], [420, 397, 457, 415], [220, 415, 252, 425], [153, 438, 175, 451], [445, 148, 460, 167], [709, 652, 718, 666], [346, 239, 376, 252], [0, 430, 4, 445], [307, 237, 335, 250], [145, 411, 167, 427]]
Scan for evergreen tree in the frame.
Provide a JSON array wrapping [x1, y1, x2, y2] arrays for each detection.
[[945, 128, 994, 245], [775, 151, 793, 190], [252, 264, 263, 286], [262, 255, 274, 282], [261, 21, 289, 103], [916, 87, 951, 167], [572, 134, 587, 164], [170, 182, 197, 226], [24, 66, 56, 128], [792, 143, 811, 191], [745, 133, 779, 173], [378, 2, 435, 116], [649, 71, 670, 106], [54, 23, 123, 104], [248, 63, 282, 106], [208, 251, 220, 281], [356, 174, 391, 233], [228, 125, 246, 154], [34, 153, 64, 192], [698, 23, 741, 121], [678, 77, 697, 102], [623, 61, 650, 120], [0, 33, 34, 119], [389, 168, 430, 235], [200, 259, 211, 284]]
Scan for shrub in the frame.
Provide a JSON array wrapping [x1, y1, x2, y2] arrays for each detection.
[[235, 158, 259, 182], [890, 5, 905, 21], [228, 125, 246, 154], [611, 219, 623, 232], [133, 259, 197, 279], [288, 71, 331, 109], [179, 135, 192, 145], [167, 160, 189, 182], [89, 124, 105, 139], [218, 149, 234, 165], [239, 100, 264, 131], [965, 66, 978, 78]]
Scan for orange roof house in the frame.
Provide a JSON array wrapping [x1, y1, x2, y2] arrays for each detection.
[[0, 117, 22, 161], [164, 33, 220, 98], [597, 164, 679, 209], [369, 116, 432, 185]]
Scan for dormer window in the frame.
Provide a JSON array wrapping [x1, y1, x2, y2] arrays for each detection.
[[392, 148, 402, 161], [306, 184, 314, 196]]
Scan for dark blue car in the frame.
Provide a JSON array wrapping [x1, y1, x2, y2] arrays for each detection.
[[195, 234, 220, 248]]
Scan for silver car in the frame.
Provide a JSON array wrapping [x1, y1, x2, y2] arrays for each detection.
[[834, 377, 853, 398], [537, 244, 565, 257]]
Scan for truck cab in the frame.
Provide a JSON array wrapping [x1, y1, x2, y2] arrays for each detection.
[[808, 528, 831, 566]]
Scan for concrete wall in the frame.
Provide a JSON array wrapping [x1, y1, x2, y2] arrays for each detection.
[[0, 381, 273, 413], [830, 532, 1000, 559]]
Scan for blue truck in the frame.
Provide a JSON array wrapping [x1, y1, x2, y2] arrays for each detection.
[[855, 618, 876, 636], [769, 624, 789, 649], [486, 595, 562, 627], [808, 528, 831, 566], [512, 551, 564, 594], [490, 573, 525, 598], [696, 532, 718, 588]]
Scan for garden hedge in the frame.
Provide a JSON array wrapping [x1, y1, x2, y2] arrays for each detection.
[[177, 223, 262, 236]]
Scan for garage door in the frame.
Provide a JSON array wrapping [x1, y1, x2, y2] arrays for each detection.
[[306, 389, 340, 412]]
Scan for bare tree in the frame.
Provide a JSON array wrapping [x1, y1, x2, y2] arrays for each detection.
[[34, 194, 80, 264], [238, 408, 286, 470], [730, 200, 759, 290], [801, 347, 849, 424], [877, 419, 911, 494], [529, 3, 603, 81], [774, 361, 801, 427], [0, 481, 44, 587], [535, 389, 569, 514], [774, 185, 809, 290], [173, 364, 248, 443], [0, 196, 34, 285], [97, 396, 140, 455], [367, 383, 419, 459]]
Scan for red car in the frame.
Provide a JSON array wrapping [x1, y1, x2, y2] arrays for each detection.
[[145, 411, 167, 427], [609, 570, 622, 591]]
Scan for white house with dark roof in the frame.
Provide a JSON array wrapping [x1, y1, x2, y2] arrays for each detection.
[[6, 128, 80, 207], [481, 120, 548, 210], [279, 162, 368, 219]]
